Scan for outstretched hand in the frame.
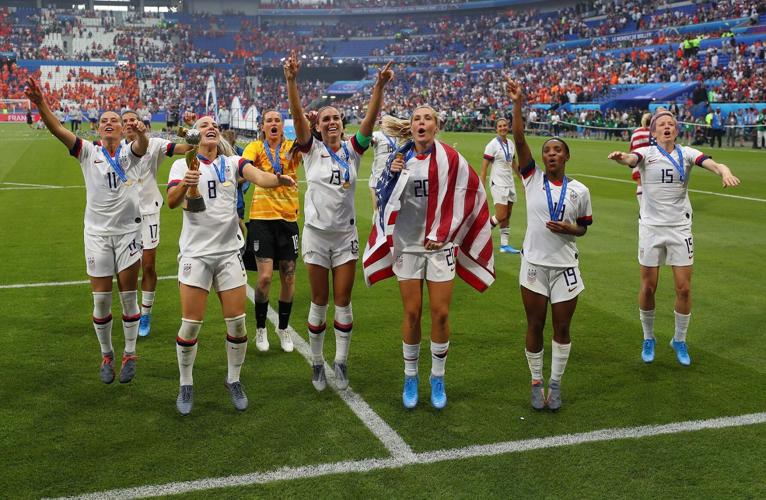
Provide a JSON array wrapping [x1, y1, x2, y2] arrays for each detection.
[[126, 120, 147, 136], [506, 77, 522, 103], [278, 174, 297, 188], [375, 61, 395, 87], [283, 51, 301, 81], [24, 77, 44, 106], [719, 165, 740, 188]]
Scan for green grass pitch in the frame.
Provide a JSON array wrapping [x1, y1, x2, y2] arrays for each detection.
[[0, 123, 764, 498]]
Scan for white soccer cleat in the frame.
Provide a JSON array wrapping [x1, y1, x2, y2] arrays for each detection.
[[254, 327, 269, 352], [277, 328, 294, 352]]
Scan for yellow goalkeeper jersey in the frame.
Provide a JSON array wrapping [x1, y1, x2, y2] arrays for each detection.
[[242, 139, 301, 222]]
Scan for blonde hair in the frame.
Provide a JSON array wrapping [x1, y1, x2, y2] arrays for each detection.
[[640, 112, 652, 127], [193, 116, 236, 156], [381, 115, 411, 139]]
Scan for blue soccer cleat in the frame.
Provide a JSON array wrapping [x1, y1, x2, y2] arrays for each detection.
[[499, 245, 521, 254], [402, 375, 419, 409], [670, 340, 691, 366], [138, 314, 151, 337], [429, 375, 447, 410], [642, 338, 655, 363]]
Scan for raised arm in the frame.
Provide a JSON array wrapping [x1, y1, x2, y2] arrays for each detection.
[[128, 121, 149, 157], [507, 78, 532, 168], [699, 158, 740, 188], [358, 61, 394, 138], [24, 77, 76, 150], [284, 51, 312, 145]]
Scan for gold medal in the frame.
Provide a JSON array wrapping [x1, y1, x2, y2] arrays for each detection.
[[124, 179, 134, 186], [342, 181, 350, 189], [222, 181, 232, 187]]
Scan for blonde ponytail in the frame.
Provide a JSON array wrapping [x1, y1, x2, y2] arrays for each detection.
[[381, 115, 412, 140]]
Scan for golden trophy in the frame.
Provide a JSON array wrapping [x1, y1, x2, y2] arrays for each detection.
[[178, 127, 206, 212]]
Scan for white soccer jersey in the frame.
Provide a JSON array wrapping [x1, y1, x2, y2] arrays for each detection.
[[521, 163, 593, 268], [298, 135, 367, 231], [393, 154, 431, 253], [632, 145, 709, 226], [483, 136, 516, 187], [168, 154, 248, 257], [371, 131, 397, 183], [127, 137, 176, 215], [70, 138, 143, 236]]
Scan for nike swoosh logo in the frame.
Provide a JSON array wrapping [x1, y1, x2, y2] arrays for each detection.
[[321, 155, 330, 158], [95, 160, 104, 163], [568, 286, 577, 292], [129, 250, 140, 257], [647, 159, 657, 163]]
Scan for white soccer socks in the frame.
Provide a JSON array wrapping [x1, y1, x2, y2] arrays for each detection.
[[176, 319, 202, 386], [119, 291, 140, 354], [550, 340, 571, 383], [525, 348, 544, 381], [639, 308, 656, 340], [308, 302, 328, 365], [140, 290, 155, 316], [92, 292, 113, 355], [430, 341, 449, 377], [334, 304, 353, 365], [403, 342, 420, 377], [225, 314, 248, 384], [674, 310, 691, 342]]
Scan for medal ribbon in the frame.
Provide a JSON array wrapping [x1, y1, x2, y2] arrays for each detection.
[[102, 145, 126, 182], [325, 143, 351, 183], [656, 144, 686, 182], [544, 175, 568, 222], [264, 141, 282, 175]]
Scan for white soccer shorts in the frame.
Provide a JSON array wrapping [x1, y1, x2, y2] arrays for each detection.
[[490, 181, 517, 205], [84, 230, 142, 277], [638, 222, 694, 267], [140, 212, 161, 250], [393, 246, 457, 282], [519, 256, 584, 304], [301, 225, 359, 269], [177, 251, 247, 292]]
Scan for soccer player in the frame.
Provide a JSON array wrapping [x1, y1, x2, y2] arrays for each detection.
[[363, 111, 495, 410], [480, 118, 520, 253], [369, 123, 398, 213], [121, 110, 194, 337], [25, 78, 149, 385], [241, 110, 301, 353], [508, 79, 593, 411], [608, 110, 740, 366], [167, 115, 295, 416], [285, 51, 393, 391], [629, 112, 652, 207]]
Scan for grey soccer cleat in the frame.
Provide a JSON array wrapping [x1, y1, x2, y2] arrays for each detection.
[[530, 380, 545, 410], [119, 354, 137, 384], [333, 362, 349, 390], [224, 380, 249, 411], [100, 352, 115, 384], [176, 385, 194, 416], [547, 380, 562, 411], [312, 364, 327, 391]]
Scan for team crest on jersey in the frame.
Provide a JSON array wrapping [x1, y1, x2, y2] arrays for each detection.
[[569, 191, 578, 201], [350, 240, 359, 255], [183, 262, 192, 274], [526, 267, 537, 283]]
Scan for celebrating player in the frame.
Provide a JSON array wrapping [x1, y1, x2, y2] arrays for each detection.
[[508, 79, 593, 411], [369, 122, 398, 214], [363, 111, 495, 410], [25, 78, 149, 385], [608, 110, 739, 366], [167, 115, 295, 416], [285, 51, 393, 391], [480, 118, 520, 253], [241, 110, 301, 353], [121, 110, 194, 338]]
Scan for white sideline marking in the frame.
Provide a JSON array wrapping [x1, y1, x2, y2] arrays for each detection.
[[575, 174, 766, 203], [62, 411, 766, 499], [0, 275, 176, 290], [245, 284, 414, 460]]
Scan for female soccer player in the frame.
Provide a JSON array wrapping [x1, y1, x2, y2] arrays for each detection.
[[285, 51, 393, 391], [480, 118, 520, 253], [241, 110, 301, 353], [167, 115, 295, 415], [25, 78, 148, 385], [363, 111, 495, 410], [608, 110, 739, 367], [508, 79, 593, 411], [121, 110, 194, 338]]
